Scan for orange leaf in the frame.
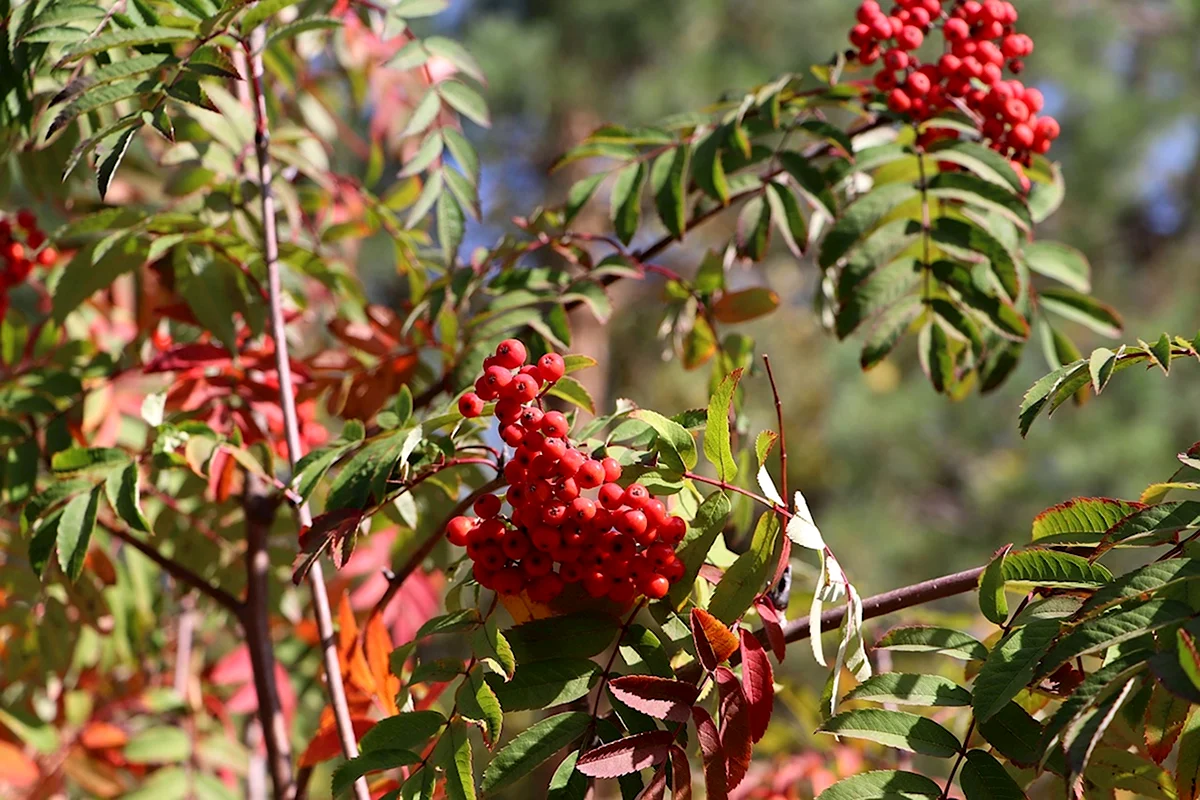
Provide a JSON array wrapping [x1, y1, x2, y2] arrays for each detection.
[[691, 608, 739, 671], [298, 717, 376, 767], [364, 615, 399, 715], [0, 741, 37, 790], [711, 288, 780, 324], [79, 722, 128, 751], [337, 594, 360, 655]]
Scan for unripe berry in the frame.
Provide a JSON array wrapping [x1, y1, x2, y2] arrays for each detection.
[[446, 516, 475, 547], [493, 338, 527, 369], [535, 353, 566, 383]]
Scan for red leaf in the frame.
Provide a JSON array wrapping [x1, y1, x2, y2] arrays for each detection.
[[144, 342, 232, 373], [691, 608, 738, 672], [692, 706, 727, 800], [641, 763, 668, 800], [608, 675, 699, 722], [669, 745, 692, 800], [298, 717, 375, 767], [0, 741, 38, 790], [754, 600, 786, 663], [79, 722, 127, 751], [576, 730, 673, 778], [738, 629, 774, 743], [715, 667, 751, 790]]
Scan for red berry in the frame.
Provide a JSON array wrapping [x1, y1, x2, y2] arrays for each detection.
[[944, 17, 970, 39], [541, 411, 569, 438], [583, 571, 610, 598], [560, 562, 584, 583], [474, 376, 498, 401], [556, 477, 581, 501], [518, 406, 545, 429], [659, 516, 687, 545], [541, 436, 567, 459], [531, 525, 561, 553], [906, 72, 931, 96], [575, 459, 605, 489], [535, 352, 566, 383], [883, 48, 909, 70], [15, 210, 35, 230], [617, 509, 648, 537], [569, 497, 597, 522], [494, 567, 525, 595], [873, 70, 897, 92], [622, 483, 651, 508], [850, 23, 872, 48], [542, 503, 568, 526], [601, 457, 622, 482], [608, 579, 637, 605], [598, 483, 625, 509], [644, 575, 670, 600], [482, 366, 513, 393], [887, 88, 912, 113], [663, 559, 686, 582], [856, 1, 882, 24], [897, 25, 923, 50], [458, 392, 485, 417], [446, 516, 475, 547], [1036, 116, 1060, 140], [35, 247, 57, 266], [473, 564, 498, 590], [4, 242, 23, 262], [643, 499, 668, 528], [528, 573, 564, 603], [1010, 123, 1035, 149], [494, 397, 523, 424], [557, 448, 586, 477], [493, 339, 527, 369], [523, 551, 553, 577], [501, 530, 531, 561], [500, 424, 525, 446], [646, 543, 676, 568], [869, 14, 892, 39], [474, 494, 502, 519], [508, 373, 540, 402]]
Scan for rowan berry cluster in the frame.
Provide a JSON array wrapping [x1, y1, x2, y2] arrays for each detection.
[[451, 339, 689, 605], [849, 0, 1060, 165], [0, 209, 57, 321]]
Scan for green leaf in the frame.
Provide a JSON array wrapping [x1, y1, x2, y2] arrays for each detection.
[[707, 512, 780, 624], [874, 626, 988, 661], [1081, 560, 1200, 618], [609, 161, 646, 246], [28, 509, 64, 578], [456, 665, 502, 746], [1100, 501, 1200, 550], [735, 194, 771, 260], [1031, 497, 1145, 545], [56, 484, 101, 581], [1039, 289, 1123, 338], [97, 124, 140, 201], [63, 26, 195, 61], [1024, 241, 1091, 293], [105, 462, 149, 533], [668, 490, 732, 607], [972, 619, 1061, 722], [777, 150, 836, 219], [415, 609, 483, 640], [436, 81, 490, 128], [926, 139, 1024, 192], [565, 173, 605, 224], [473, 618, 515, 680], [650, 144, 689, 239], [927, 172, 1032, 230], [506, 612, 619, 662], [818, 709, 961, 758], [480, 712, 590, 794], [394, 0, 449, 16], [618, 626, 674, 678], [930, 217, 1018, 300], [819, 182, 918, 269], [333, 749, 420, 798], [765, 179, 808, 257], [691, 126, 730, 204], [1038, 649, 1151, 765], [437, 720, 476, 800], [125, 726, 192, 764], [860, 295, 922, 370], [1088, 347, 1117, 395], [545, 376, 595, 415], [1038, 599, 1194, 681], [999, 550, 1112, 589], [437, 192, 465, 263], [630, 409, 697, 472], [402, 90, 442, 139], [816, 770, 941, 800], [1063, 677, 1135, 782], [918, 318, 954, 394], [52, 447, 130, 476], [1088, 747, 1176, 800], [239, 0, 301, 32], [547, 751, 588, 800], [262, 16, 342, 51], [843, 674, 971, 707], [487, 659, 600, 712], [704, 368, 742, 483], [1177, 707, 1200, 800], [360, 711, 446, 754], [959, 750, 1027, 800], [423, 36, 485, 82], [53, 237, 147, 322], [979, 546, 1011, 625]]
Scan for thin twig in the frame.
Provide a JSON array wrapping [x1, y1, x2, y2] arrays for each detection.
[[241, 28, 370, 800], [174, 594, 197, 698], [582, 599, 647, 750], [762, 354, 792, 587], [105, 520, 243, 614]]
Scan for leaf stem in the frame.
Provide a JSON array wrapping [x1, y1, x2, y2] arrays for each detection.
[[582, 599, 648, 751], [683, 470, 793, 520]]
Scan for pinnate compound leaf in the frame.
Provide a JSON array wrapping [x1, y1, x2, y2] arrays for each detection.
[[1080, 559, 1200, 617], [973, 619, 1061, 722], [481, 712, 590, 794], [607, 676, 698, 722], [818, 709, 960, 758], [575, 731, 672, 778], [1031, 496, 1146, 545], [631, 409, 696, 471], [456, 666, 502, 747], [875, 626, 987, 661], [1099, 501, 1200, 552], [959, 750, 1027, 800], [819, 182, 918, 269], [609, 161, 646, 246], [489, 659, 600, 712], [1038, 599, 1195, 682], [844, 674, 970, 707], [691, 608, 739, 671], [105, 462, 150, 533], [63, 26, 194, 61], [436, 720, 475, 800], [738, 629, 774, 742], [816, 770, 942, 800]]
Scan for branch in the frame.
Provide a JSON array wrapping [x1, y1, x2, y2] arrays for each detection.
[[105, 519, 243, 615], [242, 477, 294, 799], [242, 29, 370, 800], [369, 474, 506, 624]]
